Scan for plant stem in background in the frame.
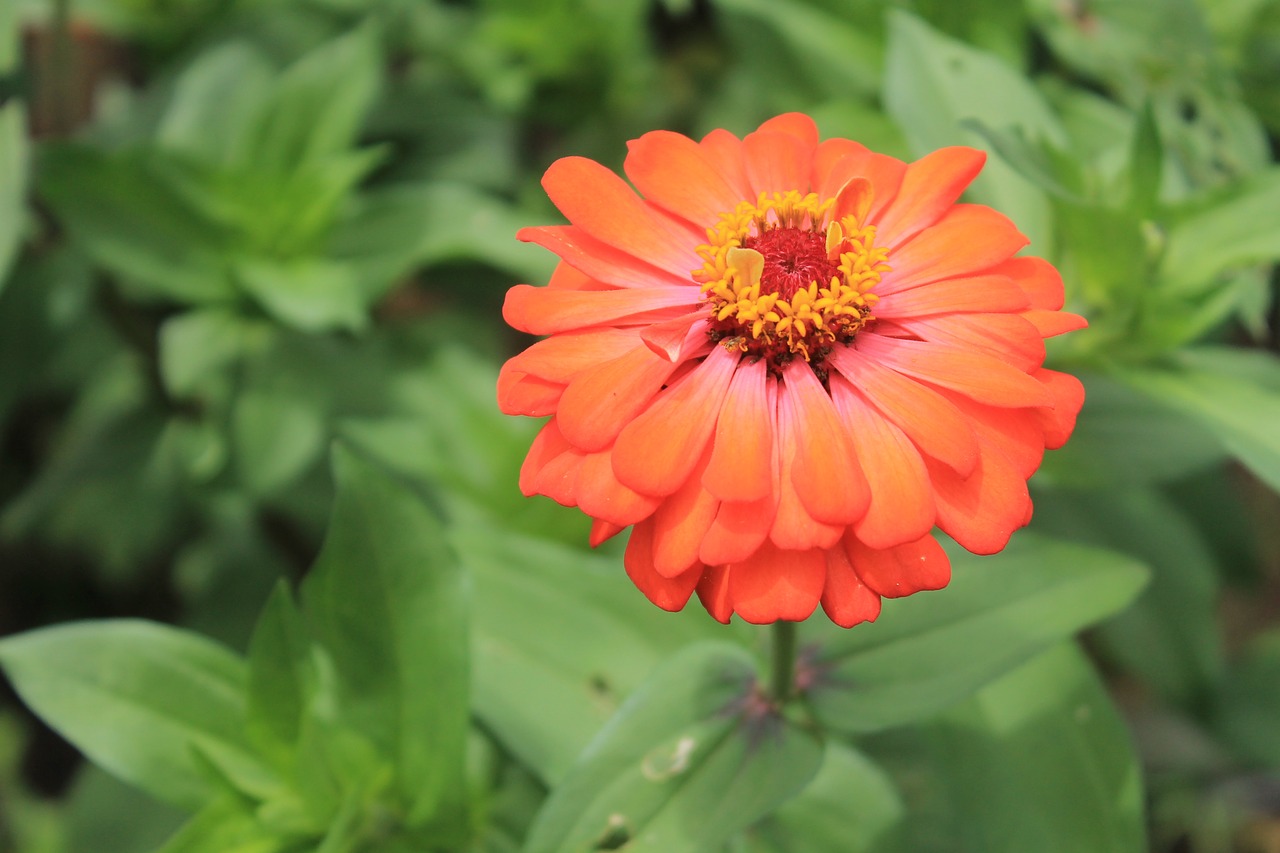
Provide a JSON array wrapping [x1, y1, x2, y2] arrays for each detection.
[[769, 620, 797, 704]]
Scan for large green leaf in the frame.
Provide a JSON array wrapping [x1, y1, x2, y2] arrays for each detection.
[[805, 536, 1148, 733], [0, 0, 25, 291], [522, 642, 821, 853], [300, 446, 469, 831], [868, 643, 1145, 852], [742, 741, 904, 853], [883, 10, 1062, 252], [1214, 629, 1280, 767], [458, 526, 731, 785], [1119, 347, 1280, 493], [245, 583, 313, 768], [0, 621, 274, 810], [1160, 167, 1280, 291]]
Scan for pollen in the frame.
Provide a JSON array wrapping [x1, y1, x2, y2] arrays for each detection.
[[694, 189, 890, 370]]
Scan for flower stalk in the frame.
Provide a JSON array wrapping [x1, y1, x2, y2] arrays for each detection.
[[769, 620, 798, 704]]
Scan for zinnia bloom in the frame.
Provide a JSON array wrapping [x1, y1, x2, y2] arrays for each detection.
[[498, 113, 1086, 627]]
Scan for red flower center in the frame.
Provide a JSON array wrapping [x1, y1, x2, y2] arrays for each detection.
[[743, 227, 839, 300]]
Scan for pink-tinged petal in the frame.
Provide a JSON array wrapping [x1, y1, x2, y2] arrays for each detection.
[[727, 542, 826, 624], [541, 156, 703, 279], [496, 372, 561, 417], [612, 345, 739, 496], [994, 255, 1066, 309], [500, 328, 639, 385], [519, 420, 571, 497], [743, 131, 812, 196], [626, 130, 748, 227], [576, 450, 662, 527], [519, 225, 691, 290], [820, 546, 883, 628], [699, 495, 776, 565], [558, 345, 680, 452], [855, 335, 1053, 409], [846, 532, 951, 598], [873, 275, 1030, 319], [829, 376, 936, 549], [704, 358, 774, 502], [937, 390, 1046, 479], [589, 518, 625, 547], [641, 314, 710, 363], [770, 377, 844, 550], [894, 314, 1046, 373], [696, 564, 734, 624], [625, 520, 701, 612], [651, 449, 721, 578], [758, 112, 820, 149], [927, 441, 1031, 555], [1024, 309, 1089, 338], [879, 205, 1029, 293], [502, 284, 701, 335], [874, 147, 986, 248], [1033, 368, 1085, 449], [828, 344, 980, 476], [698, 128, 752, 198], [783, 361, 871, 525]]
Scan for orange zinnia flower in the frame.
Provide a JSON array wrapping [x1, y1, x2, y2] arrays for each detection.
[[497, 113, 1086, 627]]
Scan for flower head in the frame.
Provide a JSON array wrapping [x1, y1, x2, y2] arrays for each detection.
[[498, 113, 1087, 627]]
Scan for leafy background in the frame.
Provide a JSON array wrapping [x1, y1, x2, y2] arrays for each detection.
[[0, 0, 1278, 851]]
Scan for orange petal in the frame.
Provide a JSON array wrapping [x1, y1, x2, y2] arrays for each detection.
[[640, 313, 711, 363], [816, 146, 906, 223], [698, 128, 752, 198], [576, 450, 662, 527], [872, 275, 1030, 319], [895, 314, 1046, 373], [589, 518, 625, 547], [502, 284, 701, 335], [770, 377, 844, 551], [651, 448, 721, 578], [626, 130, 751, 226], [1023, 309, 1089, 339], [541, 156, 703, 280], [624, 520, 701, 612], [994, 255, 1066, 310], [783, 361, 870, 525], [519, 419, 571, 497], [519, 225, 690, 290], [496, 371, 562, 417], [1033, 368, 1085, 449], [699, 495, 777, 566], [703, 358, 774, 502], [855, 335, 1053, 409], [845, 532, 951, 598], [758, 112, 820, 149], [743, 131, 812, 196], [927, 442, 1031, 555], [500, 327, 639, 385], [726, 541, 826, 624], [936, 390, 1045, 479], [695, 564, 734, 624], [829, 376, 936, 550], [828, 344, 979, 476], [533, 445, 583, 508], [820, 545, 883, 628], [612, 345, 739, 496], [875, 146, 987, 248], [557, 345, 680, 452], [880, 205, 1028, 292]]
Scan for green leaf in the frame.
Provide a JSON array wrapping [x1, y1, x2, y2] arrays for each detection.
[[157, 797, 294, 853], [234, 257, 368, 334], [0, 0, 25, 290], [1032, 487, 1222, 704], [156, 42, 275, 167], [523, 642, 822, 853], [1126, 101, 1163, 215], [1160, 167, 1280, 291], [457, 526, 731, 786], [1214, 629, 1280, 767], [38, 146, 238, 303], [806, 536, 1148, 734], [250, 27, 380, 173], [159, 308, 254, 398], [0, 620, 274, 810], [246, 583, 313, 767], [868, 643, 1145, 852], [301, 446, 469, 830], [743, 741, 904, 853], [883, 10, 1063, 252], [232, 387, 326, 496], [1119, 348, 1280, 493]]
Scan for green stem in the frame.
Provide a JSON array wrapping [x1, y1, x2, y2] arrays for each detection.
[[769, 620, 797, 704]]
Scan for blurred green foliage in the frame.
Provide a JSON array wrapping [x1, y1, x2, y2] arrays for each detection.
[[0, 0, 1278, 851]]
